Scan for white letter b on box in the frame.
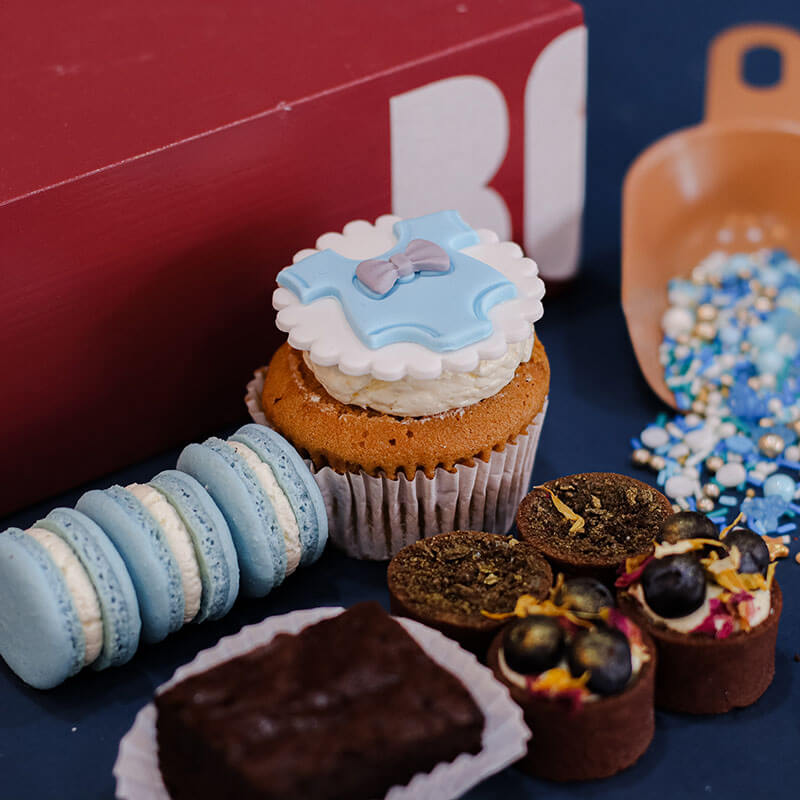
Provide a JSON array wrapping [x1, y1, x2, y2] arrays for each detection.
[[390, 75, 511, 240]]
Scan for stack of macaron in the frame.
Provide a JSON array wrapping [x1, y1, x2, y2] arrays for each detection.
[[0, 424, 327, 689]]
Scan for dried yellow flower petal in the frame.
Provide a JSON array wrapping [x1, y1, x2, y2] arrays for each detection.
[[530, 667, 590, 695], [719, 512, 744, 541], [763, 536, 790, 561], [536, 486, 585, 534]]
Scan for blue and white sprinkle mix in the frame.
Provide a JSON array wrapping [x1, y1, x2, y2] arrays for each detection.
[[631, 249, 800, 547]]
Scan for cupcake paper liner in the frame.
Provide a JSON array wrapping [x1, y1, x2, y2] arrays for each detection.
[[245, 369, 547, 559], [113, 606, 530, 800]]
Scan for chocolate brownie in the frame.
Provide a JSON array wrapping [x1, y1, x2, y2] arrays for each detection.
[[156, 602, 484, 800]]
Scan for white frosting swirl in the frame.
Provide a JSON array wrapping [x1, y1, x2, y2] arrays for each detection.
[[304, 332, 534, 416]]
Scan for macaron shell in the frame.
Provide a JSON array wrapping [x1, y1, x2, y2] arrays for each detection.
[[0, 529, 84, 689], [176, 439, 286, 597], [76, 487, 183, 644], [148, 470, 240, 622], [230, 423, 328, 565], [37, 508, 141, 671]]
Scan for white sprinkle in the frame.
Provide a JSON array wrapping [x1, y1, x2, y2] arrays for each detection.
[[668, 443, 690, 460], [666, 422, 684, 440], [717, 462, 746, 487], [661, 307, 695, 338], [641, 426, 670, 449], [716, 422, 737, 438], [684, 426, 715, 452], [665, 475, 696, 498]]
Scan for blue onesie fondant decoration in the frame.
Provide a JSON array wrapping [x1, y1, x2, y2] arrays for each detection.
[[276, 210, 517, 351]]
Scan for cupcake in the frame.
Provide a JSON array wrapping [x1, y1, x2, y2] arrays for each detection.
[[516, 472, 672, 582], [617, 511, 783, 714], [249, 211, 548, 559], [487, 575, 655, 781], [387, 531, 552, 653]]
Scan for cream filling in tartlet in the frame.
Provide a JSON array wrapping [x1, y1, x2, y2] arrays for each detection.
[[26, 527, 104, 666], [127, 483, 203, 624], [226, 440, 302, 575], [304, 332, 534, 417], [497, 638, 647, 703], [629, 582, 770, 633]]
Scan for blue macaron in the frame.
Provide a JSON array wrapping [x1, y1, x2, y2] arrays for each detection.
[[76, 486, 184, 644], [0, 529, 87, 689], [176, 437, 287, 597], [229, 423, 328, 565], [148, 470, 240, 622], [36, 508, 141, 671]]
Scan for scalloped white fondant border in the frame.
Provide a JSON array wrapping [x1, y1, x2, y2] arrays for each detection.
[[272, 214, 545, 381]]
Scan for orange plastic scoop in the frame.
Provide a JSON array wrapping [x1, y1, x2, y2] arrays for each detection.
[[622, 23, 800, 407]]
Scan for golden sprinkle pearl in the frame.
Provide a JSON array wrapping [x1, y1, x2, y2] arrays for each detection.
[[758, 433, 786, 459], [706, 456, 724, 473], [697, 303, 717, 322], [631, 448, 651, 467], [697, 497, 715, 513]]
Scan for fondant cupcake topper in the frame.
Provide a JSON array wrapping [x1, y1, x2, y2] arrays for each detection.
[[276, 210, 517, 351]]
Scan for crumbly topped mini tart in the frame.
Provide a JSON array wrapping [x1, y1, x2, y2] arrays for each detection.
[[387, 532, 552, 627], [516, 473, 672, 571]]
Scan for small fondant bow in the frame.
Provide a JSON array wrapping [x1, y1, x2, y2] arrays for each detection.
[[355, 238, 450, 295]]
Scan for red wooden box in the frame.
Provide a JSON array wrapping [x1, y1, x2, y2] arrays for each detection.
[[0, 0, 585, 515]]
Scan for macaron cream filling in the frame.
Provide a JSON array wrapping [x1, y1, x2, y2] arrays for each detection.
[[25, 527, 103, 666], [226, 440, 303, 574], [126, 483, 202, 624]]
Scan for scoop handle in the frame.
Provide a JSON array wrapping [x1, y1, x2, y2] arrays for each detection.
[[705, 23, 800, 124]]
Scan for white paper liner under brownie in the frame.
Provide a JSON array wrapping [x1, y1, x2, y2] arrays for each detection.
[[114, 606, 530, 800], [245, 370, 548, 559]]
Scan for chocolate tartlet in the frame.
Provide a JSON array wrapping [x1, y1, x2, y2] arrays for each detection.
[[616, 514, 783, 714], [486, 576, 655, 781], [387, 531, 553, 653], [516, 472, 672, 582], [156, 602, 484, 800], [619, 583, 781, 714]]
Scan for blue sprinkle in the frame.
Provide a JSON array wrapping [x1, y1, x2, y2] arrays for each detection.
[[747, 476, 764, 487], [724, 435, 756, 455], [777, 523, 796, 534], [687, 497, 697, 511], [631, 438, 643, 450], [719, 496, 738, 506], [777, 459, 800, 471], [790, 504, 800, 514]]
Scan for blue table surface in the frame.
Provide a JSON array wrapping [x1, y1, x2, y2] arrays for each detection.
[[3, 1, 800, 797]]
